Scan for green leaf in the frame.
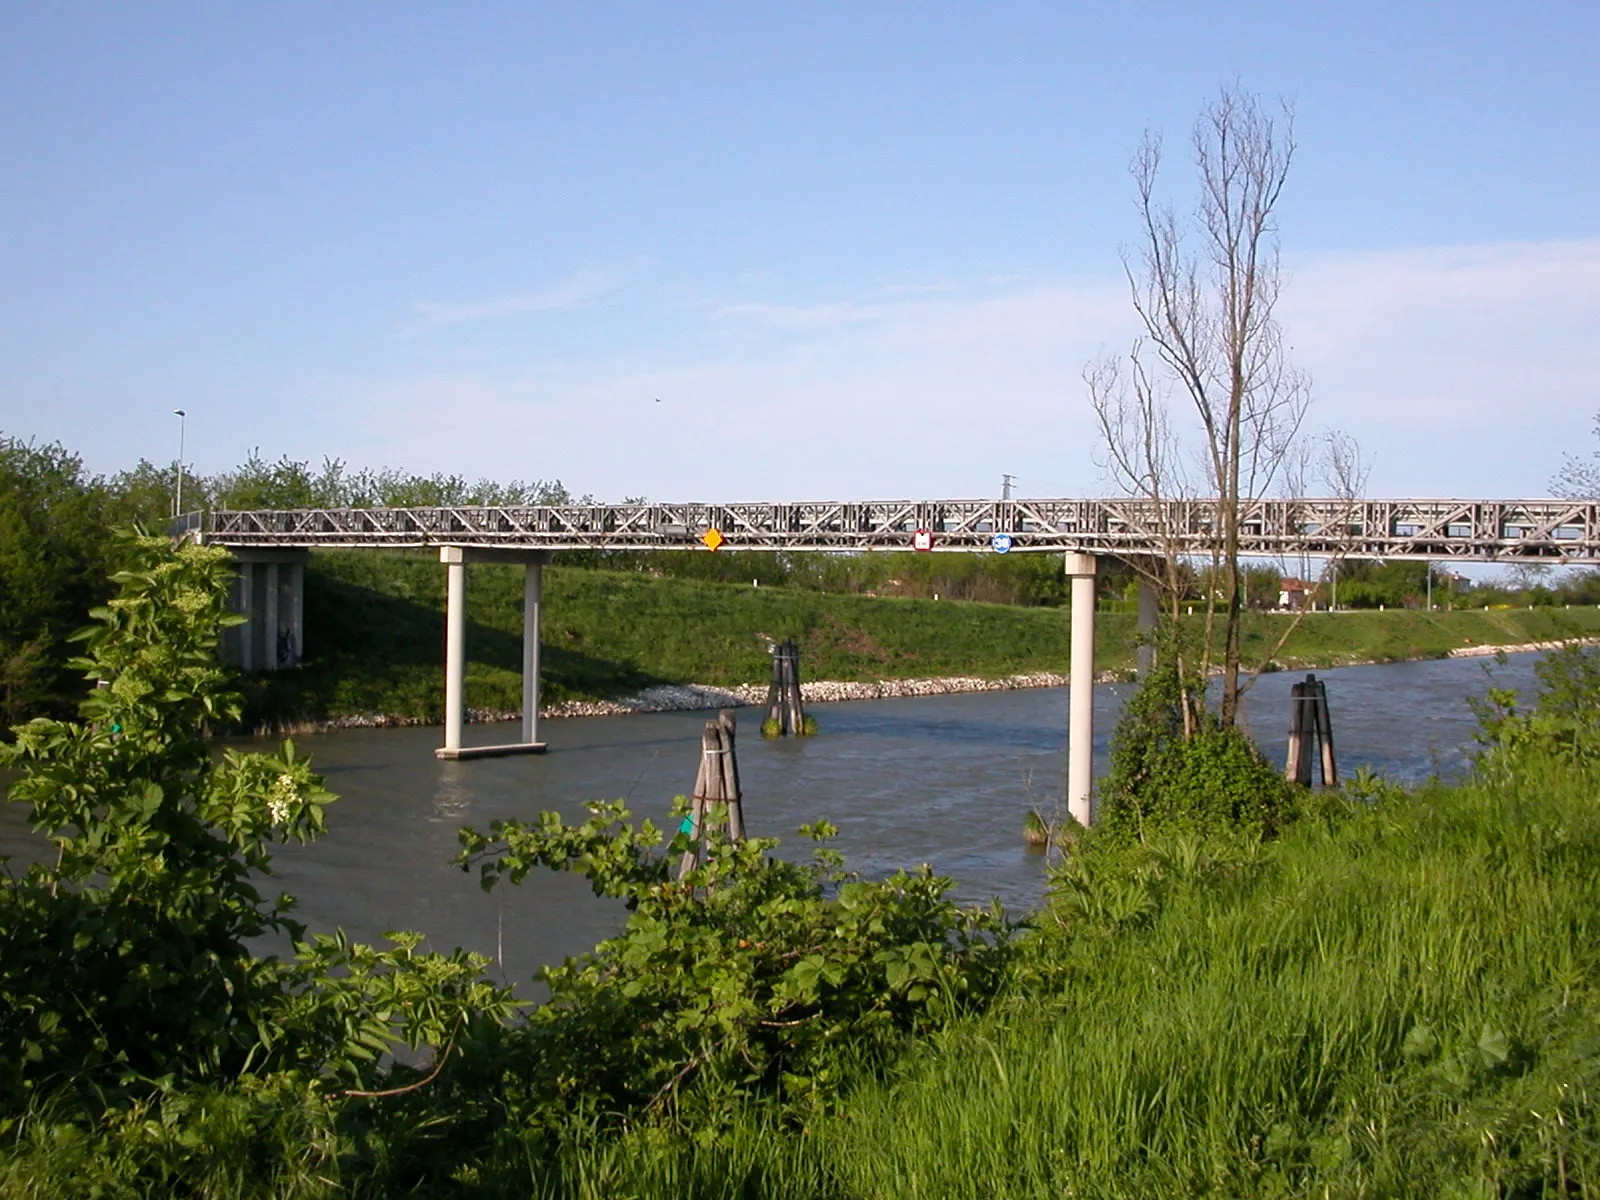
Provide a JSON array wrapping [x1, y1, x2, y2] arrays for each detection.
[[1400, 1022, 1436, 1060], [1476, 1025, 1509, 1066]]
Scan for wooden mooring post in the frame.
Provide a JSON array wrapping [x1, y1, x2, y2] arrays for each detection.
[[677, 710, 744, 879], [763, 638, 810, 736], [1285, 673, 1338, 787]]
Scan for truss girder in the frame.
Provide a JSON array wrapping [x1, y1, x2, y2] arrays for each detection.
[[193, 499, 1600, 563]]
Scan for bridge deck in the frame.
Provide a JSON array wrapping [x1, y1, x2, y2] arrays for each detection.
[[187, 497, 1600, 563]]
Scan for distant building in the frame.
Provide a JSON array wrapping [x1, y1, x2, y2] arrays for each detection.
[[1278, 578, 1315, 610]]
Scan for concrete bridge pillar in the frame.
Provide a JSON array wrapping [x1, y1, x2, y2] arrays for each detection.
[[436, 546, 550, 761], [442, 552, 467, 754], [232, 562, 253, 671], [522, 561, 542, 748], [1065, 552, 1097, 827], [222, 549, 307, 671], [1136, 575, 1160, 677]]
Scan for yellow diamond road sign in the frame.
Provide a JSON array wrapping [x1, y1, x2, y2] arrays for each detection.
[[701, 528, 725, 551]]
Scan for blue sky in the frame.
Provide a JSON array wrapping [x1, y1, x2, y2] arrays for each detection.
[[2, 2, 1596, 502]]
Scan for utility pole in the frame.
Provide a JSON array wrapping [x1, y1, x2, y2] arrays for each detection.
[[1001, 473, 1015, 501], [172, 409, 187, 517], [1426, 561, 1433, 612]]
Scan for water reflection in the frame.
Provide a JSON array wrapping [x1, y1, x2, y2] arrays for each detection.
[[432, 762, 475, 822]]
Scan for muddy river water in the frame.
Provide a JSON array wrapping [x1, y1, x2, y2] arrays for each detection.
[[0, 652, 1546, 989]]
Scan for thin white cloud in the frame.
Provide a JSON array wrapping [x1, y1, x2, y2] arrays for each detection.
[[342, 239, 1599, 503], [715, 300, 892, 329], [1281, 239, 1600, 494], [406, 264, 633, 332]]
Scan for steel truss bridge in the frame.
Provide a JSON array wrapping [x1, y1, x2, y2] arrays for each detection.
[[190, 497, 1600, 563]]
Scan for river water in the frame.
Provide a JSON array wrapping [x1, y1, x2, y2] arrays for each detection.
[[0, 653, 1544, 989]]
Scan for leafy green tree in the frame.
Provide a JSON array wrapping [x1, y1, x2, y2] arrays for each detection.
[[104, 456, 211, 529], [211, 449, 333, 510], [0, 536, 515, 1109], [0, 437, 112, 725]]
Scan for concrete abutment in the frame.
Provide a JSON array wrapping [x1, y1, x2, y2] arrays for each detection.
[[222, 548, 307, 672]]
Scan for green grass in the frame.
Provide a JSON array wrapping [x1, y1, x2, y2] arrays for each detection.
[[245, 549, 1600, 726], [800, 757, 1600, 1197], [1253, 603, 1600, 669]]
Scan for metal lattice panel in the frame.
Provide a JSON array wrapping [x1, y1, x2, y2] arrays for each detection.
[[189, 498, 1600, 563]]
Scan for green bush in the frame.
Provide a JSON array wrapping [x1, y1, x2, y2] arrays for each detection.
[[454, 803, 1014, 1130], [0, 537, 515, 1113], [1096, 644, 1298, 843], [1472, 641, 1600, 771]]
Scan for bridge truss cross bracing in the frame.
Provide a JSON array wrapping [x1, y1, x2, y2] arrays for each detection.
[[190, 497, 1600, 563]]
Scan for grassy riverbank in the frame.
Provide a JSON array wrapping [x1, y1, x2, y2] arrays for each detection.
[[508, 749, 1600, 1198], [248, 550, 1600, 725], [7, 753, 1596, 1196]]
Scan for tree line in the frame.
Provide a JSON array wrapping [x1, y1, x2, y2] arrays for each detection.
[[0, 438, 580, 726]]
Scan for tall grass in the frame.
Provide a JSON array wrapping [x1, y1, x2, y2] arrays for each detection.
[[489, 754, 1600, 1197], [803, 753, 1600, 1197]]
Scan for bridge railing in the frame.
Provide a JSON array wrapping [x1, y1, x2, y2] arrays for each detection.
[[191, 497, 1600, 563]]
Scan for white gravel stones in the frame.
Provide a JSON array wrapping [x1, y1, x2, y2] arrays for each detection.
[[536, 671, 1084, 719], [1447, 638, 1599, 659]]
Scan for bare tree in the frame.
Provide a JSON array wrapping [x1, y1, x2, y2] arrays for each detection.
[[1234, 427, 1368, 702], [1088, 85, 1314, 729], [1553, 411, 1600, 499]]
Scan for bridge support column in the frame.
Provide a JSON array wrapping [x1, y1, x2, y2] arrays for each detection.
[[1066, 552, 1097, 827], [222, 549, 306, 671], [235, 562, 254, 672], [1136, 575, 1160, 677], [522, 561, 542, 747], [283, 560, 303, 667], [436, 547, 551, 761], [263, 563, 279, 670], [442, 553, 466, 755]]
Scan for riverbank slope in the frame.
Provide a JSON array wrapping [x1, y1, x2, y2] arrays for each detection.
[[243, 549, 1600, 727]]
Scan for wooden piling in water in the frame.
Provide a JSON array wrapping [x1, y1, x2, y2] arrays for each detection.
[[763, 638, 810, 736], [677, 709, 744, 879], [1314, 679, 1338, 788], [718, 709, 744, 841], [1286, 678, 1308, 785], [1285, 673, 1337, 788]]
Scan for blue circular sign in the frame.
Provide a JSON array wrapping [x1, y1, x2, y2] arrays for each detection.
[[990, 533, 1013, 554]]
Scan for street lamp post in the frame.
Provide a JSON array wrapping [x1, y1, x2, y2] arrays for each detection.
[[173, 409, 187, 518]]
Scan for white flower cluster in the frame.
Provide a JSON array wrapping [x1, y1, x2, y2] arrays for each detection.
[[266, 773, 298, 827]]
